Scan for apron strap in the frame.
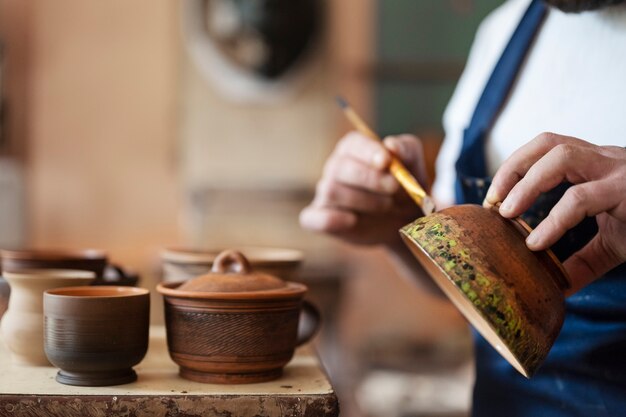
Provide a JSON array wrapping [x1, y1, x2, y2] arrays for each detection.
[[455, 0, 547, 204]]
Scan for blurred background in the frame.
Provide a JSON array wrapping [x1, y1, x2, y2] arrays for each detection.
[[0, 1, 501, 416]]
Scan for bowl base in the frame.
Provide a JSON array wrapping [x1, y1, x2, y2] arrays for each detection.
[[180, 367, 282, 384], [56, 368, 137, 386]]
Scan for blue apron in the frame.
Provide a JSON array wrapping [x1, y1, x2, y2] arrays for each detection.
[[454, 1, 626, 416]]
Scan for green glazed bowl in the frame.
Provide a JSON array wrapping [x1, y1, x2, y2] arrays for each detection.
[[400, 204, 570, 377]]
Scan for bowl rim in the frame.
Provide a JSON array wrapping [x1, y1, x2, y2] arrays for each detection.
[[3, 269, 96, 280], [157, 280, 307, 300], [161, 246, 303, 266], [1, 248, 107, 261], [45, 286, 149, 298]]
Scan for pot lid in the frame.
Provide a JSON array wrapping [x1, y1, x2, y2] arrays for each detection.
[[176, 250, 287, 293]]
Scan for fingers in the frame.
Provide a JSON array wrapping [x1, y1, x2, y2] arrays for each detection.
[[498, 143, 607, 218], [300, 131, 426, 241], [324, 156, 398, 194], [524, 179, 619, 250], [384, 134, 429, 188], [324, 132, 398, 194], [335, 131, 391, 170], [484, 132, 595, 207], [563, 232, 623, 295], [314, 179, 394, 213], [299, 206, 357, 233]]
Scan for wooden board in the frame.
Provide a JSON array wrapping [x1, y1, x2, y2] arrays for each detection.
[[0, 326, 339, 417]]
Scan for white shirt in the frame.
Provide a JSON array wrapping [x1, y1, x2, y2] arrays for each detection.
[[432, 0, 626, 207]]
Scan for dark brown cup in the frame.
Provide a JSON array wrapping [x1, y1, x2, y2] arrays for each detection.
[[44, 286, 150, 386]]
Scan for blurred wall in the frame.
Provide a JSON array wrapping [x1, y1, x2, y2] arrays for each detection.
[[1, 0, 181, 271]]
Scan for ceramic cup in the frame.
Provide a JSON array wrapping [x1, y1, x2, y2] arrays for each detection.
[[0, 269, 95, 365], [157, 250, 320, 384], [44, 286, 150, 386], [161, 246, 303, 282]]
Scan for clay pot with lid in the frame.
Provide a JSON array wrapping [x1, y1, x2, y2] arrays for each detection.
[[157, 250, 320, 384]]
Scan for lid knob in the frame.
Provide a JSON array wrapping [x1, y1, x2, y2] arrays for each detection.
[[211, 250, 251, 275]]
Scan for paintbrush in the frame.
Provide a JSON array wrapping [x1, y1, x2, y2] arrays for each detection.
[[335, 96, 436, 215]]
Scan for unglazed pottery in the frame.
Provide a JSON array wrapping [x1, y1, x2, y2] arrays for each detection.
[[161, 246, 303, 282], [157, 250, 320, 384], [44, 286, 150, 386], [400, 204, 570, 377], [0, 269, 95, 365]]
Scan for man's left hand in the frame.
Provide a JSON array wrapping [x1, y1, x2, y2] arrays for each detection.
[[484, 133, 626, 295]]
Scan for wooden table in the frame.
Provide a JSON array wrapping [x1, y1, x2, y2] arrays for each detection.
[[0, 326, 339, 417]]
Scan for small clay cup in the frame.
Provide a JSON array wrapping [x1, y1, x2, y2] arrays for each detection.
[[44, 286, 150, 386], [157, 250, 320, 384], [400, 204, 569, 377], [161, 246, 303, 282]]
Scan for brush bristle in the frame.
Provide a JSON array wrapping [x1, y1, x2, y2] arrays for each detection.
[[335, 96, 349, 109]]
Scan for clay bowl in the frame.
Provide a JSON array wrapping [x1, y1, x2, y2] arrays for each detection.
[[1, 249, 137, 286], [400, 204, 570, 377], [161, 246, 303, 282], [43, 286, 150, 386], [1, 248, 107, 280], [157, 250, 320, 384]]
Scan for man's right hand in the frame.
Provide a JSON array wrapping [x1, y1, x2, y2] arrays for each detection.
[[299, 131, 428, 247]]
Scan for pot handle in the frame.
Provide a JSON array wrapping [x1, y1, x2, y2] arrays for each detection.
[[296, 300, 321, 346]]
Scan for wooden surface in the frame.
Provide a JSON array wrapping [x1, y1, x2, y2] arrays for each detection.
[[0, 325, 339, 417]]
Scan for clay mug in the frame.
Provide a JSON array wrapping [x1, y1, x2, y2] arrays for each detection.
[[44, 286, 150, 386], [0, 269, 95, 365], [161, 246, 303, 282], [157, 250, 320, 384]]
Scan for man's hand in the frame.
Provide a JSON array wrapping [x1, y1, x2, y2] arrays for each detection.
[[484, 133, 626, 294], [300, 131, 427, 247]]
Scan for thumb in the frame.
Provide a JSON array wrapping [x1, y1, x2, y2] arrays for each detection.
[[383, 135, 429, 188], [563, 234, 621, 296]]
